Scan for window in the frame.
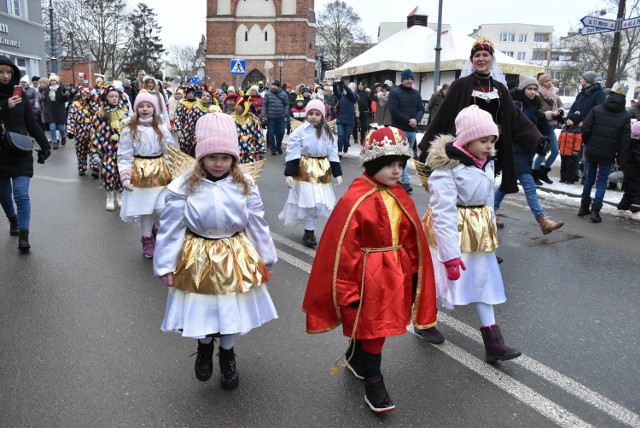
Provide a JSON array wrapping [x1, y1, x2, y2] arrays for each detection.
[[517, 52, 526, 60], [503, 51, 514, 57], [534, 33, 548, 43], [532, 52, 545, 61], [6, 0, 25, 17], [519, 34, 527, 43], [245, 31, 248, 41], [500, 32, 515, 42], [265, 32, 268, 41]]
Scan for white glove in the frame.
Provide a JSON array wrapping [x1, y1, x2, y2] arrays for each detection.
[[285, 176, 294, 188], [122, 178, 134, 191], [335, 176, 343, 186]]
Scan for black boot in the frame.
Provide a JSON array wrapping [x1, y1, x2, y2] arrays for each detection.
[[589, 202, 603, 223], [577, 199, 591, 217], [8, 215, 18, 236], [18, 229, 30, 253], [302, 229, 317, 247], [532, 169, 543, 186], [218, 346, 239, 389], [61, 137, 66, 146], [539, 167, 553, 184], [416, 326, 445, 344], [480, 324, 521, 363], [345, 340, 365, 380], [361, 351, 395, 413], [194, 339, 214, 381]]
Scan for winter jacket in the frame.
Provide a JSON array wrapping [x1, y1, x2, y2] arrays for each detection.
[[558, 126, 582, 156], [333, 80, 357, 126], [355, 88, 372, 114], [566, 83, 605, 125], [388, 85, 424, 132], [22, 86, 37, 113], [374, 91, 392, 125], [427, 89, 446, 123], [511, 89, 551, 174], [581, 93, 630, 166], [0, 56, 50, 179], [538, 91, 563, 128], [262, 88, 289, 120], [42, 85, 69, 124]]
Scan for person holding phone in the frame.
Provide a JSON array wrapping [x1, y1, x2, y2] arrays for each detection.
[[42, 73, 69, 149], [0, 56, 51, 252]]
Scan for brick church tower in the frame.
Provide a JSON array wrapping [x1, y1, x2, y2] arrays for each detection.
[[205, 0, 317, 90]]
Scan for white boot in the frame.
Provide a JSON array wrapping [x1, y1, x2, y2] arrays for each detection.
[[116, 191, 122, 208], [105, 191, 116, 211]]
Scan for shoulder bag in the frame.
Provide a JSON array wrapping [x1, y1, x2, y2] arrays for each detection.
[[1, 121, 33, 152]]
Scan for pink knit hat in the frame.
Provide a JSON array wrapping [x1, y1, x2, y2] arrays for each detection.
[[133, 92, 160, 116], [194, 113, 240, 161], [306, 99, 326, 119], [454, 105, 499, 146]]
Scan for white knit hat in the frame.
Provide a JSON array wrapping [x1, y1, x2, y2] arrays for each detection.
[[48, 73, 59, 82], [20, 75, 29, 83]]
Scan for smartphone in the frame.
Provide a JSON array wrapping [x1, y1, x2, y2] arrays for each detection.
[[13, 85, 22, 98]]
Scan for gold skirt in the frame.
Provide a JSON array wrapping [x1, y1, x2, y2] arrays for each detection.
[[423, 205, 498, 253], [131, 156, 172, 188], [297, 156, 332, 184], [173, 230, 270, 295]]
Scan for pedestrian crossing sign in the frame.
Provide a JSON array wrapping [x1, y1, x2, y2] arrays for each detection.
[[230, 58, 246, 75]]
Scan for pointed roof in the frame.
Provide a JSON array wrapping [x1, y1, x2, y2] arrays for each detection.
[[408, 6, 429, 16], [326, 26, 542, 77]]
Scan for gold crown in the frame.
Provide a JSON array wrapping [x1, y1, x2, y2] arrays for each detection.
[[471, 36, 495, 53], [360, 126, 413, 164]]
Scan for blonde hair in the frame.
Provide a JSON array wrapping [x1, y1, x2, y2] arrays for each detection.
[[185, 159, 251, 195], [127, 113, 166, 151]]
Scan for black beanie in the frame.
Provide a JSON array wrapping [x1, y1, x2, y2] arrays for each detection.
[[364, 155, 408, 177]]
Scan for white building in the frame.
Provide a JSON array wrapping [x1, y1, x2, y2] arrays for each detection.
[[470, 23, 554, 64]]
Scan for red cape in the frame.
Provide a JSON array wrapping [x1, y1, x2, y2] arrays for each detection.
[[303, 174, 437, 338]]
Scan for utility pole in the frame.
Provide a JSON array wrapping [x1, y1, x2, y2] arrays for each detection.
[[433, 0, 443, 91], [606, 0, 626, 87], [69, 32, 75, 86], [48, 0, 58, 73]]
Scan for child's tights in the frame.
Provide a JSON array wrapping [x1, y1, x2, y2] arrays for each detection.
[[140, 210, 161, 237], [476, 302, 496, 327]]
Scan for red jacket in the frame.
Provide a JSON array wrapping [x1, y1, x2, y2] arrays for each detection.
[[303, 174, 437, 339]]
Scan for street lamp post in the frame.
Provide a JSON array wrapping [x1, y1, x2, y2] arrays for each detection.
[[48, 0, 58, 73], [69, 31, 75, 86], [278, 55, 284, 82]]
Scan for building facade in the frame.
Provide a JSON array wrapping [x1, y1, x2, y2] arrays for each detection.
[[0, 0, 46, 79], [205, 0, 317, 90], [470, 23, 554, 64]]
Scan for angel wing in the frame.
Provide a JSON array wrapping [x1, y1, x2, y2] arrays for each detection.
[[289, 117, 303, 131], [167, 145, 266, 183], [412, 158, 431, 192]]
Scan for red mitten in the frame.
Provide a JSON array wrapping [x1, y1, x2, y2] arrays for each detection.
[[443, 258, 467, 281]]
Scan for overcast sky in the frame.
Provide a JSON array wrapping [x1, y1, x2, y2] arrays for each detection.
[[149, 0, 611, 48]]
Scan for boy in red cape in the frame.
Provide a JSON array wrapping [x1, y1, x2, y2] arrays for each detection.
[[303, 126, 437, 414]]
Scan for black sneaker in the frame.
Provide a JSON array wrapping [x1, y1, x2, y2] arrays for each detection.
[[302, 229, 317, 247], [364, 375, 395, 413], [417, 326, 445, 344], [218, 347, 239, 390], [345, 341, 365, 381], [277, 148, 283, 154], [193, 339, 214, 381]]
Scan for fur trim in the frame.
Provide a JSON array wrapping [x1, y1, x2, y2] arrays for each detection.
[[426, 134, 458, 170]]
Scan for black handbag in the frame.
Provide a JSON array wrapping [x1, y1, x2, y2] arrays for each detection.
[[1, 121, 33, 152]]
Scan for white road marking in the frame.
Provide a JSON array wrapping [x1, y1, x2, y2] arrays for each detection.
[[273, 232, 639, 427], [33, 175, 78, 183]]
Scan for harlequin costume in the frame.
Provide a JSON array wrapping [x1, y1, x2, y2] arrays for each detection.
[[92, 85, 130, 210], [66, 87, 99, 176], [303, 126, 437, 413], [230, 96, 266, 163], [174, 86, 199, 154], [154, 113, 277, 389]]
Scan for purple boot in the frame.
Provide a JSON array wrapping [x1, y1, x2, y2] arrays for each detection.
[[480, 324, 521, 363], [141, 236, 154, 259]]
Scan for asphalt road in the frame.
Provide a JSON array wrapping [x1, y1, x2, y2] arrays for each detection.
[[1, 140, 638, 427]]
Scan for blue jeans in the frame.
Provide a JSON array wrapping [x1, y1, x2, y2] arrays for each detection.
[[533, 127, 559, 170], [495, 172, 545, 218], [266, 117, 285, 152], [336, 123, 352, 153], [401, 131, 416, 185], [581, 160, 611, 205], [49, 122, 66, 143], [0, 176, 31, 230]]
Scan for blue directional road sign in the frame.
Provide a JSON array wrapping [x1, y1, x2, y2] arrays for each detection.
[[621, 16, 640, 30], [230, 58, 246, 75], [579, 26, 615, 36], [580, 16, 618, 30]]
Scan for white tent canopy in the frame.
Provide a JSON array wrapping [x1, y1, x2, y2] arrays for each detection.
[[326, 26, 542, 79]]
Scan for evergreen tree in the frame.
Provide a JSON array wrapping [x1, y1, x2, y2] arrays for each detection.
[[123, 3, 165, 78]]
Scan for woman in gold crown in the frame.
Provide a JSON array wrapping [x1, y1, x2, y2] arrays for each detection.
[[416, 36, 546, 343]]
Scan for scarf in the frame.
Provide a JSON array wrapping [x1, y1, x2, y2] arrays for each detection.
[[537, 84, 558, 111], [138, 116, 153, 127], [453, 140, 487, 169], [48, 85, 58, 102]]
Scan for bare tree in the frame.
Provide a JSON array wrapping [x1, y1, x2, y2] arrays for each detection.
[[165, 45, 198, 82], [316, 0, 371, 68], [48, 0, 132, 79]]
